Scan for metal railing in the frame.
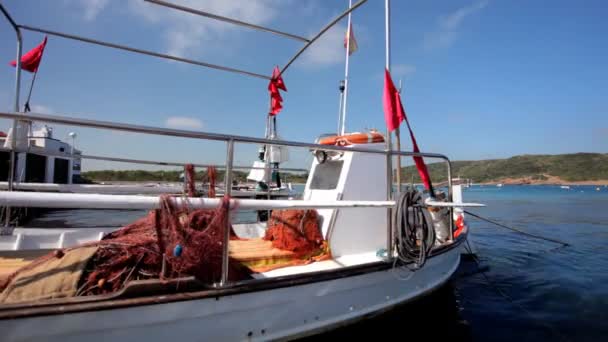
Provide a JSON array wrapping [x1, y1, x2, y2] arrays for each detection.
[[0, 110, 453, 287], [0, 146, 308, 174], [0, 1, 455, 288]]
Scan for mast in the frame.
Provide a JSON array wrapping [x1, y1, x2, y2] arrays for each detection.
[[384, 0, 401, 193], [385, 0, 394, 256], [337, 80, 345, 134], [340, 0, 353, 136]]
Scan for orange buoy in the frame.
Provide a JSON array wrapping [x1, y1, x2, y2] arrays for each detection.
[[454, 215, 466, 238], [318, 132, 385, 146]]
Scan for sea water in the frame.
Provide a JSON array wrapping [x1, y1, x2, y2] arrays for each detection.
[[25, 184, 608, 341]]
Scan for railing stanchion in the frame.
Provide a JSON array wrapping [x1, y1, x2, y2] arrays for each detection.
[[446, 160, 454, 242], [385, 0, 393, 259], [220, 139, 234, 286], [1, 4, 23, 231]]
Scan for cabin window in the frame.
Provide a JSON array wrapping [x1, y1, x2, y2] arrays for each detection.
[[310, 160, 343, 190]]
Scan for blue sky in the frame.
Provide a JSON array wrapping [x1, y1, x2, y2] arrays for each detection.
[[0, 0, 606, 171]]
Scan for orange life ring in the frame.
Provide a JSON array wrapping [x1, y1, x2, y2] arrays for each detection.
[[318, 132, 385, 146]]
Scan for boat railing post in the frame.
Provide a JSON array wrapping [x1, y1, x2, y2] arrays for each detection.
[[446, 158, 454, 242], [220, 139, 234, 286], [384, 0, 393, 260], [1, 4, 23, 232]]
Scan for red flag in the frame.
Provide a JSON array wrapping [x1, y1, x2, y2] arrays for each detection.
[[382, 69, 435, 194], [10, 36, 48, 73], [268, 66, 287, 116], [382, 69, 404, 131]]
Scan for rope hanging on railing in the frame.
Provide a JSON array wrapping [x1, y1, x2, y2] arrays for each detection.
[[185, 164, 196, 197], [207, 166, 217, 198], [394, 186, 435, 268]]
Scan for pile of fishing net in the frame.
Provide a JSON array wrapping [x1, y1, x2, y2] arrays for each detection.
[[264, 209, 329, 259], [0, 205, 330, 302], [0, 195, 250, 300], [0, 163, 329, 302], [75, 195, 249, 296]]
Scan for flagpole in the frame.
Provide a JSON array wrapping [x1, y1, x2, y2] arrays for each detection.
[[337, 80, 345, 134], [340, 0, 353, 136], [23, 70, 38, 112], [384, 0, 393, 256]]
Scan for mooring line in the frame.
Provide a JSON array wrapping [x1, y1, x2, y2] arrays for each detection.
[[464, 210, 570, 247]]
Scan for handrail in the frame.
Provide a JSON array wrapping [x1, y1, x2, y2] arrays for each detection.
[[0, 111, 450, 160], [80, 154, 307, 173], [18, 25, 270, 80], [281, 0, 368, 74], [0, 4, 19, 31], [0, 146, 307, 173], [0, 191, 396, 210], [144, 0, 310, 43]]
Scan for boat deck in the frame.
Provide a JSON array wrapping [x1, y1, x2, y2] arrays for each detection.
[[0, 250, 49, 277]]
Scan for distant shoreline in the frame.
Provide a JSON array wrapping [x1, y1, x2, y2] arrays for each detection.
[[477, 175, 608, 186]]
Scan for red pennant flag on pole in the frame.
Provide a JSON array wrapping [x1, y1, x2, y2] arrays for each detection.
[[268, 66, 287, 116], [10, 36, 48, 73], [382, 69, 404, 131], [382, 68, 435, 194]]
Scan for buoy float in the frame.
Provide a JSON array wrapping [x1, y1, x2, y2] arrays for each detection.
[[173, 244, 183, 257], [318, 132, 385, 146], [454, 215, 466, 238]]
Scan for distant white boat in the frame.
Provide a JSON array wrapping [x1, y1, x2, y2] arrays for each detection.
[[496, 183, 503, 187], [561, 185, 570, 189]]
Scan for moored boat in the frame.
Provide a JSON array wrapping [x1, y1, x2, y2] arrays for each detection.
[[0, 1, 485, 340]]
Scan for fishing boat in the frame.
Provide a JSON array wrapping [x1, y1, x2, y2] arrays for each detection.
[[0, 124, 81, 185], [0, 1, 484, 341]]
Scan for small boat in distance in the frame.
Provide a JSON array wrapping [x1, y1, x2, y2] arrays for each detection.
[[561, 185, 570, 190]]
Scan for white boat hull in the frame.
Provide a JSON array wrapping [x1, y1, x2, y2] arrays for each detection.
[[0, 246, 461, 342]]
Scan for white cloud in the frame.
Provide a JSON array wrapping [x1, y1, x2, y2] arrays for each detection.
[[127, 0, 286, 58], [423, 1, 488, 50], [30, 104, 54, 114], [165, 116, 204, 129], [300, 24, 347, 67], [65, 0, 110, 21]]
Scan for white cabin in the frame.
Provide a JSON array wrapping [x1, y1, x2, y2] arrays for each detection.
[[303, 141, 387, 258], [0, 124, 80, 184]]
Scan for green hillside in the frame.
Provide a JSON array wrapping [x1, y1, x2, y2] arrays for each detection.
[[81, 169, 308, 183], [82, 153, 607, 184], [399, 153, 608, 183]]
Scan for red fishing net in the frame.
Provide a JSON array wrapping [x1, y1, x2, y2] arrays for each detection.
[[0, 196, 249, 296], [264, 209, 328, 258], [76, 195, 248, 295], [1, 171, 330, 298]]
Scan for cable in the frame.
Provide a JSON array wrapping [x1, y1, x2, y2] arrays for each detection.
[[464, 210, 570, 247], [394, 186, 435, 269]]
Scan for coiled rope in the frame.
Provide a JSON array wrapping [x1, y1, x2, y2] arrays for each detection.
[[394, 186, 436, 269]]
